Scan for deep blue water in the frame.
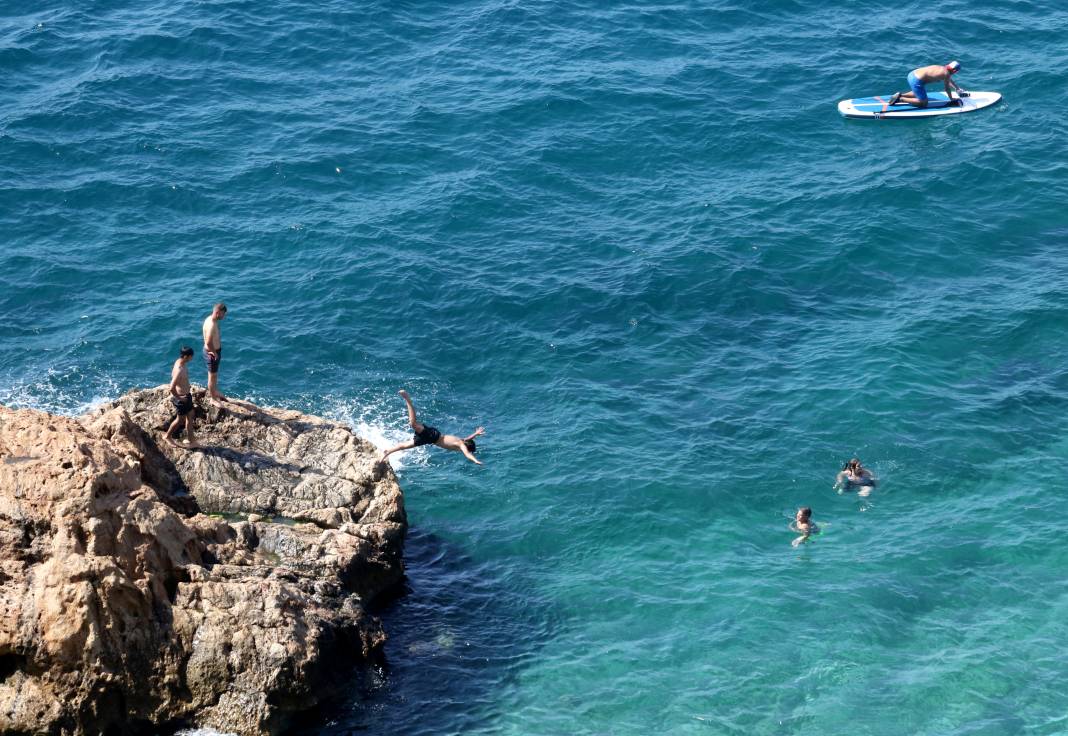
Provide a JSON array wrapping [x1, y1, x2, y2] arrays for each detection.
[[4, 1, 1068, 734]]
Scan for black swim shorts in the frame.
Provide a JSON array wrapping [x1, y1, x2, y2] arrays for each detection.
[[171, 393, 194, 416], [204, 346, 222, 374], [413, 424, 441, 447]]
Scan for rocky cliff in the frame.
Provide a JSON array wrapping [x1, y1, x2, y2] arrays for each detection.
[[0, 386, 406, 735]]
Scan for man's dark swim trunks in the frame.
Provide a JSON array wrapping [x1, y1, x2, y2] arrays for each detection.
[[171, 393, 194, 416], [204, 346, 222, 374], [413, 424, 441, 447]]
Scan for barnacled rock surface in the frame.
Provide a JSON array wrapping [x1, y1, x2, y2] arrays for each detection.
[[0, 386, 406, 735]]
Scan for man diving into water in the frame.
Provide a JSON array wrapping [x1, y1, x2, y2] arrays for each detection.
[[888, 61, 964, 108], [378, 390, 485, 465]]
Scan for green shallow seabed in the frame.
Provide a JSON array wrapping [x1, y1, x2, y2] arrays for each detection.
[[3, 0, 1068, 734]]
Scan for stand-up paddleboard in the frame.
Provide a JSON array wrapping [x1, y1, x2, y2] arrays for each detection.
[[838, 90, 1001, 119]]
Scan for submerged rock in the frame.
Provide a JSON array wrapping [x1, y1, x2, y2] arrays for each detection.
[[0, 386, 406, 735]]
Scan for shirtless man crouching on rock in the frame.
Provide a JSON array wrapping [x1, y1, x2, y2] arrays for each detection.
[[202, 302, 228, 403], [164, 346, 198, 449]]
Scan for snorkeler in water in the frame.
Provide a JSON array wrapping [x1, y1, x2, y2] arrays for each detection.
[[790, 507, 820, 547], [378, 390, 485, 465], [834, 457, 876, 493]]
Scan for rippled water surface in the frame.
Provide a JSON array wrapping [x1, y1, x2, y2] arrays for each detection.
[[4, 1, 1068, 734]]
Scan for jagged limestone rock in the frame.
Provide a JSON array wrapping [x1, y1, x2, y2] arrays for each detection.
[[0, 386, 406, 735]]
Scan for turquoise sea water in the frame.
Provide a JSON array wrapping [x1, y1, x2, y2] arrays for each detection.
[[4, 1, 1068, 734]]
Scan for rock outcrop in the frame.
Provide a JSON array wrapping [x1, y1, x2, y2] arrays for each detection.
[[0, 386, 406, 735]]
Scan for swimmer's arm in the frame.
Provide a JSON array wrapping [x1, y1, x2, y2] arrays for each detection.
[[463, 426, 486, 442], [459, 442, 483, 465]]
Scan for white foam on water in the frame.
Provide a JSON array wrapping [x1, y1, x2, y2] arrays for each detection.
[[320, 394, 431, 474], [76, 394, 114, 414], [0, 366, 121, 417], [175, 729, 237, 736]]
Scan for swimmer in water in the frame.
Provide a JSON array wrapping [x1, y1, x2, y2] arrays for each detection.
[[790, 507, 819, 547], [378, 390, 485, 465], [834, 458, 876, 494]]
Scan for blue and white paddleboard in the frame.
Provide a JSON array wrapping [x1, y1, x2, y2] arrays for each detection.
[[838, 90, 1001, 119]]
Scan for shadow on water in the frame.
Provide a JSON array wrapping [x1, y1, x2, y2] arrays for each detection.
[[291, 527, 557, 736]]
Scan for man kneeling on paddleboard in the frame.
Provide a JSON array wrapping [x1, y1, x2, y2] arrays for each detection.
[[888, 61, 963, 108]]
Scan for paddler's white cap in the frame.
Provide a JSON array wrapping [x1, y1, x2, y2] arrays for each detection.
[[946, 60, 962, 74]]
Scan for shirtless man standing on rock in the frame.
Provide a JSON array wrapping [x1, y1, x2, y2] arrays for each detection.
[[164, 346, 198, 448], [888, 60, 963, 108], [202, 302, 228, 402]]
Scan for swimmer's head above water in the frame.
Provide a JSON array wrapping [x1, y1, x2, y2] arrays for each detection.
[[835, 458, 876, 493], [842, 458, 871, 477], [791, 507, 818, 546]]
